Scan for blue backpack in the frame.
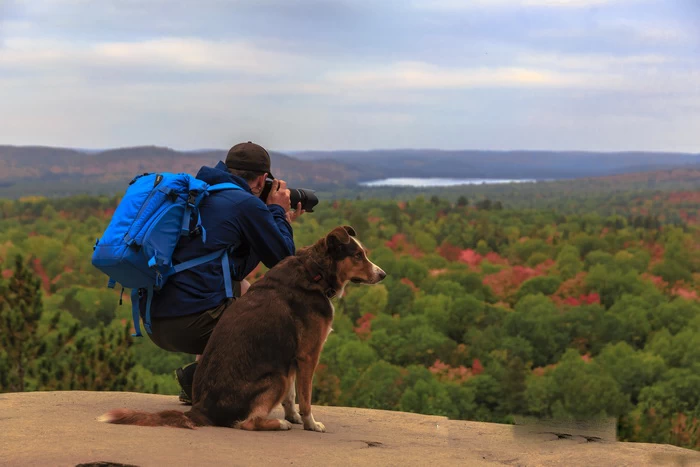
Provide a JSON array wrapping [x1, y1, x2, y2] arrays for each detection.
[[91, 172, 241, 337]]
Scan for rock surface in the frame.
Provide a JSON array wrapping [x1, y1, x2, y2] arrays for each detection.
[[1, 391, 699, 466]]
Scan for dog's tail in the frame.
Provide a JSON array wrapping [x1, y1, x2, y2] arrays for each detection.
[[97, 408, 199, 429]]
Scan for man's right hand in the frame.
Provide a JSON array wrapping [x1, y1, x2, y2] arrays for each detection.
[[266, 179, 291, 212]]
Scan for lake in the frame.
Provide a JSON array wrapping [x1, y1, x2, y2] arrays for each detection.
[[359, 178, 538, 187]]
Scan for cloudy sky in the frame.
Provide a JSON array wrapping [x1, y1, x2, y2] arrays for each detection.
[[0, 0, 698, 152]]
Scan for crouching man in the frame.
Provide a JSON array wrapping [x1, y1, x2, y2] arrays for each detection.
[[139, 141, 303, 403]]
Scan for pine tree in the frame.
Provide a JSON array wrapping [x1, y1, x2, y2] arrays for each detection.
[[0, 255, 44, 392]]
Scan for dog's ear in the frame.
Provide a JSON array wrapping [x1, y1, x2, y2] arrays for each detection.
[[326, 226, 352, 256], [342, 225, 357, 237]]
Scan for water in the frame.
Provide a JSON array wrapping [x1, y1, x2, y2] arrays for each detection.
[[359, 177, 538, 187]]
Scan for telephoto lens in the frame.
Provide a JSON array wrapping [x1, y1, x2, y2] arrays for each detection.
[[261, 179, 319, 212], [290, 188, 319, 213]]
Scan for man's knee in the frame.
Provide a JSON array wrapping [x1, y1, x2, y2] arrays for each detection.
[[241, 279, 251, 295]]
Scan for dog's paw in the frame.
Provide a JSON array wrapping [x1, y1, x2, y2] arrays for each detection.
[[285, 412, 303, 425], [278, 419, 293, 431], [304, 421, 326, 433]]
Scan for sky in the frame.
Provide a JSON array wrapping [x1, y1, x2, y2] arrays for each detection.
[[0, 0, 698, 152]]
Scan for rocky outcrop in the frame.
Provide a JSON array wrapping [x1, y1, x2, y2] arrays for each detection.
[[1, 391, 698, 466]]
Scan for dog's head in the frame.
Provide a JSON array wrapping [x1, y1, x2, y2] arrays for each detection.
[[324, 225, 386, 286]]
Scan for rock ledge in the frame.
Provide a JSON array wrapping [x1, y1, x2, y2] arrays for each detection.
[[1, 391, 698, 466]]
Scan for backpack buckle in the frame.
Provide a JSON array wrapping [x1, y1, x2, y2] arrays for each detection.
[[187, 191, 197, 207]]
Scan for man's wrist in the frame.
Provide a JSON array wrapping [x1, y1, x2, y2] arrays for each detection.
[[267, 203, 286, 215]]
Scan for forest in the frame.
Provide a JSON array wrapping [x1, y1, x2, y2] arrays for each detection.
[[1, 176, 699, 450]]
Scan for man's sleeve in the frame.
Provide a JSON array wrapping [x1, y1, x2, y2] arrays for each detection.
[[239, 198, 295, 269]]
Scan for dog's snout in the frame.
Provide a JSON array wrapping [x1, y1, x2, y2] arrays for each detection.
[[377, 269, 387, 281]]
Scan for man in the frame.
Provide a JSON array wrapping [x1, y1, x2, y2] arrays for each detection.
[[139, 141, 303, 404]]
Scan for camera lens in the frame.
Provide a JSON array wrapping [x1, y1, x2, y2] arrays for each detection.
[[290, 188, 318, 212]]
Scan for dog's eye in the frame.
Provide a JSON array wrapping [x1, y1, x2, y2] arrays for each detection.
[[354, 252, 364, 260]]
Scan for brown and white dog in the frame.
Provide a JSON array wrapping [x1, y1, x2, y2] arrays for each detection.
[[98, 225, 386, 431]]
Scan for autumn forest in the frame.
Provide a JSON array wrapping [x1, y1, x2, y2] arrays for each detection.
[[1, 170, 699, 450]]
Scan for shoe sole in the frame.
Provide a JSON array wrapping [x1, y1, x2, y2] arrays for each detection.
[[175, 368, 193, 405]]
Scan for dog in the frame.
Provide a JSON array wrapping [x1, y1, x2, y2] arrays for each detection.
[[98, 225, 386, 431]]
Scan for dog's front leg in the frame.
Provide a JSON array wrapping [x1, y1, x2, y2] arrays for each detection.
[[296, 350, 325, 433], [282, 372, 303, 424]]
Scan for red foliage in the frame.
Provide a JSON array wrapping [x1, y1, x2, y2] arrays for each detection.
[[551, 292, 600, 307], [400, 277, 419, 292], [429, 359, 472, 383], [31, 258, 51, 293], [385, 233, 423, 257], [385, 233, 408, 250], [471, 358, 484, 376], [640, 241, 665, 263], [552, 272, 588, 301], [668, 191, 700, 204], [482, 265, 543, 300], [354, 313, 376, 340], [642, 273, 669, 291], [437, 241, 462, 262], [1, 269, 12, 279], [532, 363, 558, 377], [459, 249, 483, 267], [672, 287, 699, 301], [367, 216, 382, 224], [484, 252, 510, 266]]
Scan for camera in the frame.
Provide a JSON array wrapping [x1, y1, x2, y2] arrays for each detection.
[[261, 178, 319, 213]]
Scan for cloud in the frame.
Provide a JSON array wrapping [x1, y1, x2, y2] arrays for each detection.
[[411, 0, 637, 10], [324, 61, 589, 90], [0, 0, 698, 151], [0, 36, 319, 78]]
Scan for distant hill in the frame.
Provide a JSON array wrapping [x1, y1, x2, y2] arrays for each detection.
[[0, 145, 364, 198], [291, 149, 699, 180], [0, 145, 698, 198]]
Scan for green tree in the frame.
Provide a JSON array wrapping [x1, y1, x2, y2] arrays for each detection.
[[515, 276, 562, 303], [555, 245, 583, 280], [596, 342, 666, 404], [399, 366, 455, 418], [343, 360, 405, 410], [0, 255, 44, 392], [504, 295, 568, 367]]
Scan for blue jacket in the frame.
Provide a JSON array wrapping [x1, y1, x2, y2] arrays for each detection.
[[141, 161, 295, 318]]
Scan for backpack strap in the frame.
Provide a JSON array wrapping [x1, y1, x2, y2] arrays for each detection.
[[131, 286, 154, 337], [181, 190, 208, 239], [221, 249, 234, 299], [171, 248, 226, 274], [180, 182, 242, 241], [130, 249, 236, 337], [207, 182, 242, 193], [170, 247, 236, 298], [131, 288, 143, 337]]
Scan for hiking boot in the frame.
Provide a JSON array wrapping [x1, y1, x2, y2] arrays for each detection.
[[178, 388, 192, 405], [175, 361, 198, 405]]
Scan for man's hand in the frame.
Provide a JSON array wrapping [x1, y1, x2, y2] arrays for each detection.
[[287, 202, 305, 223], [266, 179, 291, 212]]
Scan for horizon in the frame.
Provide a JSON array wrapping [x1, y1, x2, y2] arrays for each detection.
[[1, 0, 699, 152], [1, 143, 700, 156]]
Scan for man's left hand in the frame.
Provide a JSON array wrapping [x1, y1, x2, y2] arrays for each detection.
[[286, 202, 305, 223]]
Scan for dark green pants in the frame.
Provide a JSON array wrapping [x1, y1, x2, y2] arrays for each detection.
[[146, 284, 239, 355]]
